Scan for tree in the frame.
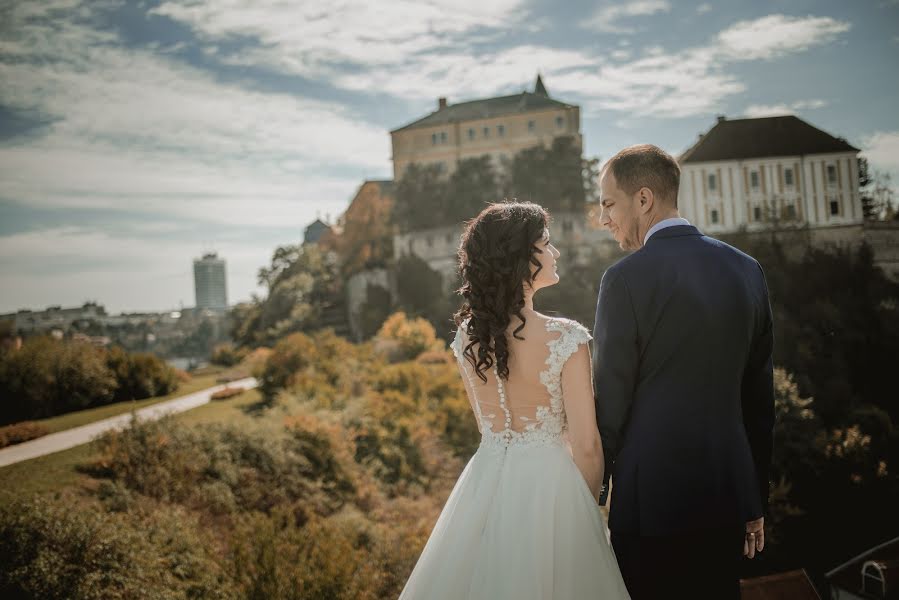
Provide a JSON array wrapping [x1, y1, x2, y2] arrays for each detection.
[[356, 284, 394, 341], [332, 183, 395, 277], [231, 244, 340, 348], [504, 135, 593, 212], [444, 156, 499, 224], [395, 254, 455, 336], [859, 158, 897, 221], [392, 163, 447, 232]]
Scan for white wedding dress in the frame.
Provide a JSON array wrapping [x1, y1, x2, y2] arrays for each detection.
[[399, 316, 630, 599]]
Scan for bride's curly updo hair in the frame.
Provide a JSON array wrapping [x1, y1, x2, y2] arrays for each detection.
[[453, 201, 549, 383]]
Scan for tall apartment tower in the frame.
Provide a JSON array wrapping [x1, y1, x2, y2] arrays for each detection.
[[193, 252, 228, 311]]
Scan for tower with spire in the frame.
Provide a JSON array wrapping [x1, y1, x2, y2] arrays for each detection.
[[389, 74, 581, 181]]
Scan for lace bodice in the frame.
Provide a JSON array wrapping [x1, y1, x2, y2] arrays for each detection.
[[451, 316, 593, 450]]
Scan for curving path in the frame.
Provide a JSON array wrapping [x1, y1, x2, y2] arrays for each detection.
[[0, 377, 258, 468]]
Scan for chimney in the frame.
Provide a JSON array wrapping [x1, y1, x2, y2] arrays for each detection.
[[716, 114, 726, 123], [438, 97, 447, 110]]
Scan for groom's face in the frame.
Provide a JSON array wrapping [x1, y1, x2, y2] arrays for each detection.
[[599, 171, 642, 251]]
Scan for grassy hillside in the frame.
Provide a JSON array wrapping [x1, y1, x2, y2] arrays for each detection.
[[0, 319, 477, 599]]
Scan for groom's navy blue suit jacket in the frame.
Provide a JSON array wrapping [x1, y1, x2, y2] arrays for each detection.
[[592, 225, 774, 536]]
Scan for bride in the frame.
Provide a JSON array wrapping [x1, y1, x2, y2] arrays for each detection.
[[399, 201, 630, 599]]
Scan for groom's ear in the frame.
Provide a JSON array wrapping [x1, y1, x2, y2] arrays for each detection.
[[637, 187, 654, 214]]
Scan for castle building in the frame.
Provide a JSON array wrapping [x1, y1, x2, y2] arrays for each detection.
[[389, 75, 581, 180], [677, 115, 862, 233]]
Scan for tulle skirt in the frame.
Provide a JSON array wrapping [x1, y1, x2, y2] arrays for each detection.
[[399, 440, 631, 599]]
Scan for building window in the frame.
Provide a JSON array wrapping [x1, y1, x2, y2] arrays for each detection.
[[440, 131, 447, 143], [827, 164, 837, 185], [468, 128, 475, 140], [483, 126, 490, 138], [426, 236, 433, 248], [431, 133, 437, 145], [528, 120, 535, 132], [445, 233, 453, 244], [785, 204, 796, 219], [753, 206, 762, 221], [750, 171, 760, 191], [784, 167, 794, 187], [710, 209, 719, 224], [830, 199, 840, 215], [435, 162, 446, 174], [497, 124, 505, 137], [555, 116, 564, 129], [562, 219, 573, 233], [708, 173, 717, 192]]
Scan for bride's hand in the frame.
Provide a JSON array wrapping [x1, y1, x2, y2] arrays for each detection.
[[743, 517, 764, 559]]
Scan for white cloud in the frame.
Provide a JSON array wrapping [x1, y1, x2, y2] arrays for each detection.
[[718, 14, 850, 60], [552, 15, 848, 118], [151, 0, 528, 78], [862, 131, 899, 173], [743, 99, 828, 117], [584, 0, 671, 34], [0, 1, 390, 228], [148, 3, 851, 120], [696, 3, 713, 15], [332, 45, 596, 100]]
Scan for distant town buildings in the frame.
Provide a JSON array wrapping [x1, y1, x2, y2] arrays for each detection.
[[678, 115, 863, 233], [389, 75, 581, 180], [1, 301, 107, 333], [193, 252, 228, 311]]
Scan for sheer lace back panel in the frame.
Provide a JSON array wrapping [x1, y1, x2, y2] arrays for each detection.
[[451, 316, 592, 449]]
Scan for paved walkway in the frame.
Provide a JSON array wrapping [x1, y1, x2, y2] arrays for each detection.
[[0, 377, 258, 467]]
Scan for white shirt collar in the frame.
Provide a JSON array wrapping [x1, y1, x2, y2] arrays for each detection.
[[644, 217, 691, 246]]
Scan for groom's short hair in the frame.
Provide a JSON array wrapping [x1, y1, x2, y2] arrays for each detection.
[[605, 144, 681, 208]]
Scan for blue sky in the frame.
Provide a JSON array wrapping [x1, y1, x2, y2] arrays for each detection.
[[1, 0, 897, 314]]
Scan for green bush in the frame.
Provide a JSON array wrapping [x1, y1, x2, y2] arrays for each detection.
[[259, 332, 316, 401], [0, 336, 117, 425], [105, 346, 179, 401], [0, 496, 234, 599], [375, 312, 442, 363], [211, 342, 248, 367], [230, 507, 408, 600], [90, 414, 356, 516]]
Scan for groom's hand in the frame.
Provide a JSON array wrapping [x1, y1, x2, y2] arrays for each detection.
[[743, 517, 765, 559]]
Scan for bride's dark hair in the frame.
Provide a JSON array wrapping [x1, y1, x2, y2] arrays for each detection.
[[453, 201, 549, 383]]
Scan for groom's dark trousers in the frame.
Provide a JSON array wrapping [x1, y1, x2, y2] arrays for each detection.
[[593, 226, 775, 600]]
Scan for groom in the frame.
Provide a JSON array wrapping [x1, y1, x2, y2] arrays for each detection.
[[592, 145, 774, 599]]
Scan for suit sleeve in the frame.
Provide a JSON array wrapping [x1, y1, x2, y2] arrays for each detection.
[[741, 263, 775, 517], [593, 267, 639, 506]]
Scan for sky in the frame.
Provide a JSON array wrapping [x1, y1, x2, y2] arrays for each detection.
[[1, 0, 897, 314]]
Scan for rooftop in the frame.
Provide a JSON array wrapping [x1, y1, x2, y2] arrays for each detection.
[[391, 75, 575, 133], [679, 115, 859, 163]]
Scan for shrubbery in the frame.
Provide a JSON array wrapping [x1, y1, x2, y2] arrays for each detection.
[[374, 311, 443, 363], [211, 342, 249, 367], [0, 337, 180, 426], [0, 421, 49, 448], [0, 495, 232, 599]]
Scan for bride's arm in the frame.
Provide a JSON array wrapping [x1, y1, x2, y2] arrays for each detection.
[[561, 342, 604, 502], [456, 360, 482, 434]]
